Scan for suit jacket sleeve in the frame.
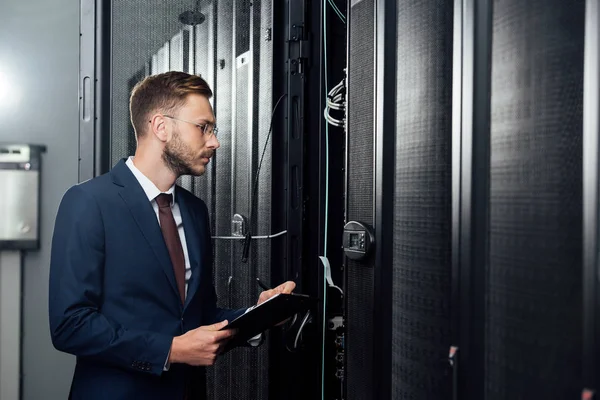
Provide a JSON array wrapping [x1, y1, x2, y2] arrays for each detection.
[[198, 201, 246, 325], [48, 185, 172, 376]]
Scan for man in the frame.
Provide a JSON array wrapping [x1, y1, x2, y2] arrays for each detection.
[[49, 71, 295, 399]]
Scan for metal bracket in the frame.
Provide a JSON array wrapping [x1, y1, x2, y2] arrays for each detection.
[[288, 23, 310, 76], [231, 214, 248, 237], [79, 0, 96, 182], [285, 0, 307, 295], [328, 316, 344, 331]]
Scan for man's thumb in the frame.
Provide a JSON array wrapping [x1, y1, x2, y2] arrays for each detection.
[[204, 320, 229, 331]]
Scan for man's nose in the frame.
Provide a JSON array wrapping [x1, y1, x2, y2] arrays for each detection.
[[207, 134, 220, 149]]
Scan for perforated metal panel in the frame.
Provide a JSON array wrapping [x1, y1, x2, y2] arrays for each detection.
[[207, 1, 235, 397], [487, 0, 585, 397], [205, 1, 271, 399], [346, 0, 375, 399], [393, 1, 453, 398], [111, 1, 190, 165], [254, 0, 274, 343], [193, 8, 215, 208]]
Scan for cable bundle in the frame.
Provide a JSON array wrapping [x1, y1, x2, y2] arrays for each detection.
[[323, 76, 346, 129]]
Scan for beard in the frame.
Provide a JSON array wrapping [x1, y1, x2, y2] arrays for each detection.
[[162, 128, 210, 177]]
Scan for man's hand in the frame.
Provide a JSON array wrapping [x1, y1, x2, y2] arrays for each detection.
[[168, 320, 236, 366], [256, 281, 296, 305]]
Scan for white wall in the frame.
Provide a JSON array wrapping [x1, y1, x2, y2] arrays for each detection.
[[0, 2, 79, 399]]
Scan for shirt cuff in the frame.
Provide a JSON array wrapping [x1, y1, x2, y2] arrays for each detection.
[[164, 349, 171, 371]]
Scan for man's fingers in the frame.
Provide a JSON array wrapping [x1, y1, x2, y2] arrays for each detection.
[[198, 321, 236, 342], [201, 320, 229, 331], [258, 289, 275, 303], [258, 292, 270, 303], [284, 281, 296, 293], [214, 328, 237, 342], [257, 281, 296, 305], [276, 281, 296, 294]]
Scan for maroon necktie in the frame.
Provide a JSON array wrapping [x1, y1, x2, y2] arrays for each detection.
[[155, 193, 186, 305]]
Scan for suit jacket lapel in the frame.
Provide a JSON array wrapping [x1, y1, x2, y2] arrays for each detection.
[[111, 160, 181, 304], [176, 187, 202, 310]]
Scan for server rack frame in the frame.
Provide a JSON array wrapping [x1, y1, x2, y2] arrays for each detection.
[[450, 0, 493, 398], [583, 0, 600, 394]]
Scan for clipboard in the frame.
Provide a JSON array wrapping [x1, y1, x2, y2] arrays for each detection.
[[220, 293, 318, 344]]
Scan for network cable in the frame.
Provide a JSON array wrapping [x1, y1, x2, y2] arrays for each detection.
[[241, 93, 288, 263], [322, 1, 329, 399], [328, 0, 346, 23]]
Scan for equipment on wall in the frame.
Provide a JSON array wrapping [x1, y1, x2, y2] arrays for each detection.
[[0, 143, 45, 400]]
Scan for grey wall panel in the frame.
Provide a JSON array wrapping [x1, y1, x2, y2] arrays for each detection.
[[346, 0, 375, 399], [0, 2, 80, 399], [393, 0, 453, 398], [487, 0, 585, 397]]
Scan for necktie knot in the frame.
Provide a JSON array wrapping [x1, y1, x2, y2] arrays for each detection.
[[156, 193, 173, 209]]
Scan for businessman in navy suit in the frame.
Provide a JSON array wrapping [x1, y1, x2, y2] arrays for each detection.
[[48, 71, 295, 399]]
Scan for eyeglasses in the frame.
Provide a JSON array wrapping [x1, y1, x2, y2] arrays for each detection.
[[162, 115, 218, 137]]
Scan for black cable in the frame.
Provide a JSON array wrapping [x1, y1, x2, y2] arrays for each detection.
[[242, 93, 288, 262]]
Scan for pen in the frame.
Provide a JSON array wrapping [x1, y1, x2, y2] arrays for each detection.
[[256, 278, 271, 291]]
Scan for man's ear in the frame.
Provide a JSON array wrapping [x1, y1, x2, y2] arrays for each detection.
[[149, 113, 169, 142]]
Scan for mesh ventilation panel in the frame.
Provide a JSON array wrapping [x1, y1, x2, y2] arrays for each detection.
[[486, 0, 585, 397], [392, 0, 454, 398], [346, 0, 375, 399]]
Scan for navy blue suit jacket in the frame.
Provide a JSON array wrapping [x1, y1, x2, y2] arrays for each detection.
[[48, 159, 245, 400]]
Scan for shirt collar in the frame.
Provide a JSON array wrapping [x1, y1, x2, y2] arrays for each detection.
[[125, 156, 176, 204]]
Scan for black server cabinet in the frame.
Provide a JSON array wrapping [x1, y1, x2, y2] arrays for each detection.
[[392, 0, 454, 398], [345, 0, 594, 399], [452, 0, 587, 398], [346, 0, 454, 399]]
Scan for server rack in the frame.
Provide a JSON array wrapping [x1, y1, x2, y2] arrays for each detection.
[[83, 0, 325, 399]]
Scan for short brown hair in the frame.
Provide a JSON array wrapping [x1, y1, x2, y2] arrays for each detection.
[[129, 71, 213, 138]]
